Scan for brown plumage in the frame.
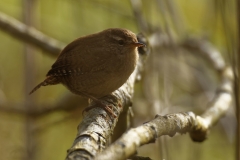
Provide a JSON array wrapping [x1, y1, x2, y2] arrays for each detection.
[[29, 28, 145, 115]]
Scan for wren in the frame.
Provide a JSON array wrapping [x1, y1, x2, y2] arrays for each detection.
[[30, 28, 145, 115]]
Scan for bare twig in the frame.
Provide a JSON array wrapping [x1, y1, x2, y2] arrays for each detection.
[[94, 66, 233, 160], [0, 11, 65, 56], [190, 66, 233, 141], [182, 38, 226, 72]]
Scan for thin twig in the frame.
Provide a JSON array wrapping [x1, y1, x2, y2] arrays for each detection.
[[94, 66, 233, 160]]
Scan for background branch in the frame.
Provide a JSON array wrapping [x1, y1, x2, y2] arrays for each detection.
[[0, 11, 65, 56]]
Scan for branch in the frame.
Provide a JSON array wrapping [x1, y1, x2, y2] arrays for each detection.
[[182, 38, 226, 72], [65, 62, 141, 160], [189, 66, 233, 141], [93, 66, 233, 160], [0, 11, 65, 56]]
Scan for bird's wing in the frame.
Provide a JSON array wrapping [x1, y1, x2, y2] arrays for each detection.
[[46, 37, 113, 77]]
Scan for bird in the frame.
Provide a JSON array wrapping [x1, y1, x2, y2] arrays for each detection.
[[29, 28, 145, 116]]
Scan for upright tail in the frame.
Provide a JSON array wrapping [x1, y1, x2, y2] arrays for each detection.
[[29, 76, 59, 95]]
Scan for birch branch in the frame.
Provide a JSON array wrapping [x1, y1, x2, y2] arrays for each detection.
[[0, 11, 65, 56], [93, 66, 233, 160]]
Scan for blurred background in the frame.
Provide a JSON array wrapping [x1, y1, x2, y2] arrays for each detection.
[[0, 0, 238, 160]]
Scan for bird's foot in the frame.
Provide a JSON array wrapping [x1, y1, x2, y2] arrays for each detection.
[[83, 100, 117, 118]]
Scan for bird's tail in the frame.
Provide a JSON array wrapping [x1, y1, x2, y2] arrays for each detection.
[[29, 76, 59, 95]]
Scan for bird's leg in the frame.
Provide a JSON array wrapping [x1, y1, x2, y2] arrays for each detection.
[[101, 94, 123, 110], [80, 92, 117, 118], [85, 100, 117, 118]]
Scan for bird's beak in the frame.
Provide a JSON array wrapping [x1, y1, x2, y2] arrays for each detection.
[[132, 42, 146, 47]]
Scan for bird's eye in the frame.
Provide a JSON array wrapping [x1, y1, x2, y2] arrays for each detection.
[[118, 40, 124, 45]]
